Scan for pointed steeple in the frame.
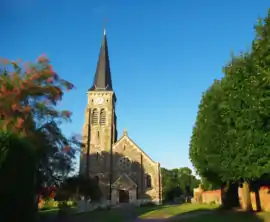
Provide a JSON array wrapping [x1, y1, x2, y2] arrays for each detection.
[[89, 29, 113, 91]]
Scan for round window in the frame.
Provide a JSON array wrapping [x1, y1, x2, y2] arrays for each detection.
[[118, 157, 131, 169]]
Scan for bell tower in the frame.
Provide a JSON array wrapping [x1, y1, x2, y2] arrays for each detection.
[[81, 29, 117, 200]]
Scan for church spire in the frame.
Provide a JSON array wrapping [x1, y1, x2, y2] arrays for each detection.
[[89, 29, 113, 91]]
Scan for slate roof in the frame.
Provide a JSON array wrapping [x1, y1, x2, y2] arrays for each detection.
[[89, 30, 113, 91]]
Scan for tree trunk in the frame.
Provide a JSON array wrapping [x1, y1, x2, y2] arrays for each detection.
[[0, 151, 37, 222], [221, 182, 239, 209], [254, 187, 262, 212], [242, 181, 252, 211], [0, 132, 43, 222]]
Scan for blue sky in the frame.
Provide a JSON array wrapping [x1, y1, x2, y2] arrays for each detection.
[[1, 0, 269, 171]]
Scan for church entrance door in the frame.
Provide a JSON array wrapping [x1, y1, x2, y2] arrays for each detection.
[[119, 189, 129, 203]]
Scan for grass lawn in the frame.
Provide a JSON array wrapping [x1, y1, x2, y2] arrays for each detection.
[[74, 204, 214, 222], [137, 203, 218, 219], [54, 204, 270, 222], [179, 210, 270, 222], [39, 208, 59, 214], [73, 208, 124, 222], [38, 208, 59, 221], [38, 207, 77, 221]]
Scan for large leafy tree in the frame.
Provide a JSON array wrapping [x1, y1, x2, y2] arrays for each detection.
[[200, 177, 221, 191], [0, 56, 80, 221], [190, 56, 254, 210], [0, 56, 79, 185], [0, 132, 38, 221], [190, 10, 270, 211], [220, 9, 270, 207], [189, 80, 225, 187]]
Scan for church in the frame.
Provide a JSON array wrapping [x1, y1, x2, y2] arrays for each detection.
[[80, 30, 162, 205]]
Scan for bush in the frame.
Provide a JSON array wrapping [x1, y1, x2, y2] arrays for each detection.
[[58, 200, 74, 208], [43, 198, 57, 209], [58, 201, 70, 209], [209, 200, 216, 205]]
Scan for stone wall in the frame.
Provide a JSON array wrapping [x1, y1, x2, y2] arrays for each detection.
[[76, 198, 161, 213], [112, 134, 162, 202], [193, 186, 270, 211], [77, 199, 110, 213]]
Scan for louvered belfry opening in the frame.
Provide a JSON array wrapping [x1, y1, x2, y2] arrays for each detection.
[[100, 109, 106, 125], [92, 108, 98, 125]]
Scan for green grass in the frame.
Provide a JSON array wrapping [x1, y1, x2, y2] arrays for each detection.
[[39, 208, 59, 213], [42, 204, 270, 222], [138, 203, 219, 219], [179, 210, 270, 222], [73, 208, 124, 222], [38, 206, 76, 214], [74, 204, 219, 221], [135, 204, 165, 216], [38, 208, 59, 221], [137, 204, 270, 221]]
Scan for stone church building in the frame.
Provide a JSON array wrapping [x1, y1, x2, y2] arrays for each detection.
[[80, 30, 162, 205]]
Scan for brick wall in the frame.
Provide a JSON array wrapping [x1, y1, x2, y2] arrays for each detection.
[[202, 190, 222, 205], [238, 186, 270, 211], [195, 186, 270, 211]]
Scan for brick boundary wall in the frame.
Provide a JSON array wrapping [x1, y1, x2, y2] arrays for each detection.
[[194, 186, 270, 211]]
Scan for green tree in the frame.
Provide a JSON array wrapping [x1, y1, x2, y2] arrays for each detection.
[[0, 132, 37, 222], [161, 167, 200, 202], [221, 9, 270, 207], [190, 54, 259, 210], [200, 177, 220, 191], [177, 167, 200, 196], [190, 10, 270, 212], [56, 175, 102, 202], [189, 80, 225, 188]]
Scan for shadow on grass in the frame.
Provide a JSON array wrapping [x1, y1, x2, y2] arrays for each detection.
[[135, 204, 169, 216], [136, 205, 268, 222], [135, 204, 216, 220], [60, 204, 168, 222], [38, 209, 59, 222], [39, 207, 78, 222], [170, 208, 266, 222], [42, 204, 270, 222]]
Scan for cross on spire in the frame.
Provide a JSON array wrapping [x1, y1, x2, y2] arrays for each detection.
[[103, 18, 108, 35]]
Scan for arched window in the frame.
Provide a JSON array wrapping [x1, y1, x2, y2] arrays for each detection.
[[100, 109, 106, 126], [96, 152, 99, 161], [91, 109, 98, 125], [145, 174, 152, 188]]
